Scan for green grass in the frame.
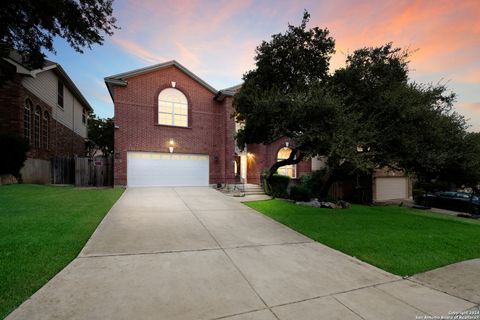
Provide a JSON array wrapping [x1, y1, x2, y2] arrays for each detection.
[[246, 199, 480, 276], [0, 184, 124, 319]]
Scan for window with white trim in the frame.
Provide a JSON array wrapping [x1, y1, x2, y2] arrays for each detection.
[[277, 147, 296, 178], [34, 106, 41, 148], [24, 99, 32, 143], [158, 88, 188, 127], [43, 111, 49, 149]]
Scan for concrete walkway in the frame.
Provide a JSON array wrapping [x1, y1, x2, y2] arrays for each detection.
[[7, 187, 478, 320]]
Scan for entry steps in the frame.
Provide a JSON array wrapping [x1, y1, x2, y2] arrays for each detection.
[[228, 183, 265, 196]]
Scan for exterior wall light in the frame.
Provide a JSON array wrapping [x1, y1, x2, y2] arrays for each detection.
[[169, 139, 174, 153]]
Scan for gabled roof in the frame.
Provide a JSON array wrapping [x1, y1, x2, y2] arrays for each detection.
[[3, 51, 93, 112], [104, 60, 219, 102], [214, 83, 243, 101]]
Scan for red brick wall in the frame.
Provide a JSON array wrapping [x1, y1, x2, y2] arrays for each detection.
[[111, 65, 315, 186], [113, 66, 236, 186], [246, 137, 312, 184], [0, 77, 85, 160], [0, 74, 23, 137]]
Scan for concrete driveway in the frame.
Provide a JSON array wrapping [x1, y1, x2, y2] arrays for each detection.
[[7, 187, 477, 320]]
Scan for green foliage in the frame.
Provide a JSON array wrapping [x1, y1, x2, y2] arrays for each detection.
[[440, 132, 480, 191], [331, 44, 469, 186], [0, 184, 123, 318], [86, 114, 114, 156], [301, 169, 327, 197], [234, 10, 336, 154], [261, 169, 271, 194], [247, 199, 480, 276], [268, 174, 291, 198], [0, 134, 29, 177], [234, 11, 477, 195], [289, 185, 312, 202], [0, 0, 118, 71]]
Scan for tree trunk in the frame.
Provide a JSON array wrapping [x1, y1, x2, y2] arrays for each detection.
[[318, 168, 337, 199], [266, 148, 304, 183]]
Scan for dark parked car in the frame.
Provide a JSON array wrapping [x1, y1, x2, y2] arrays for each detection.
[[415, 191, 480, 215]]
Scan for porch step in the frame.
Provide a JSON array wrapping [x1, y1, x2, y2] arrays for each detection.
[[244, 190, 266, 195], [244, 186, 264, 191], [243, 185, 265, 195], [228, 184, 265, 195]]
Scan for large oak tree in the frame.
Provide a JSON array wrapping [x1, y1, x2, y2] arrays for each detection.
[[234, 11, 478, 196]]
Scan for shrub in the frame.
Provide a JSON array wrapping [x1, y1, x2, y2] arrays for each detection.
[[302, 169, 327, 197], [267, 174, 290, 198], [0, 134, 29, 178], [289, 185, 312, 202], [261, 169, 271, 194]]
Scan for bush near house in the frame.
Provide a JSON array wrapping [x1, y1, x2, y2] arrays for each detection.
[[301, 170, 326, 197], [264, 173, 290, 198], [0, 134, 29, 178], [289, 185, 312, 201]]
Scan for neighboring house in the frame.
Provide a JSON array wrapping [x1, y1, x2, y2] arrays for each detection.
[[0, 52, 93, 183], [105, 60, 411, 201]]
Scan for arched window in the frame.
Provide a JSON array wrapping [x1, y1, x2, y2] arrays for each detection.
[[34, 106, 41, 148], [24, 99, 32, 143], [277, 147, 296, 178], [158, 88, 188, 127], [43, 111, 49, 149]]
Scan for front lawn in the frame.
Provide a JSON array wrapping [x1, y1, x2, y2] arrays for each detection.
[[246, 200, 480, 276], [0, 184, 124, 319]]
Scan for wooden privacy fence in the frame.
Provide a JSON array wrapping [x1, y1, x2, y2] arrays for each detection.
[[51, 156, 75, 184], [51, 155, 113, 187]]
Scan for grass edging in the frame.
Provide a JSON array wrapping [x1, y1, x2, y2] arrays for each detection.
[[245, 199, 480, 277], [0, 184, 124, 318]]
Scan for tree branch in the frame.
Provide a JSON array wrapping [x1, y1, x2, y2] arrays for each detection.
[[267, 148, 304, 180]]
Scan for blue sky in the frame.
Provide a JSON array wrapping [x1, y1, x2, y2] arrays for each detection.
[[46, 0, 480, 131]]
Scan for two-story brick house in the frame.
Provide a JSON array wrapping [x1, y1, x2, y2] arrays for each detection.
[[105, 60, 411, 202], [105, 61, 312, 187], [0, 52, 93, 183]]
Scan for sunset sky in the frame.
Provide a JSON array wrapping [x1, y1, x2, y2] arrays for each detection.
[[46, 0, 480, 131]]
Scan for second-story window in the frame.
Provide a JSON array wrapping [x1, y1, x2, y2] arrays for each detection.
[[57, 79, 64, 108], [158, 88, 188, 127]]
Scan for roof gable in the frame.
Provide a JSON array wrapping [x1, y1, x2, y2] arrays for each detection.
[[104, 60, 218, 102], [3, 52, 93, 111]]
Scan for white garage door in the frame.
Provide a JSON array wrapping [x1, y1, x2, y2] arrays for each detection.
[[127, 152, 209, 187], [375, 177, 408, 201]]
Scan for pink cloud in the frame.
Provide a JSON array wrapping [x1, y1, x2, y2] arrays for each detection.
[[112, 37, 166, 63], [455, 69, 480, 84], [316, 0, 480, 76], [174, 41, 201, 68], [107, 0, 479, 120]]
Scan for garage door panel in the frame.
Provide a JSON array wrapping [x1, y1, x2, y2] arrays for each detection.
[[376, 177, 408, 201], [127, 152, 209, 187]]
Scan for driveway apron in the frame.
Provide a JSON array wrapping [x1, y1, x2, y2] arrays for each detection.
[[6, 187, 476, 320]]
